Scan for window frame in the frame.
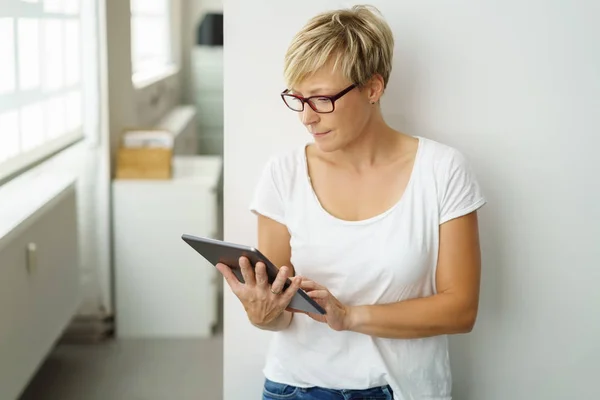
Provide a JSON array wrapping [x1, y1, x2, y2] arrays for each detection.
[[0, 0, 85, 184]]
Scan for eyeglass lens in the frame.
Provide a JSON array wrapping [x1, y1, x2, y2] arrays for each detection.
[[283, 96, 334, 113]]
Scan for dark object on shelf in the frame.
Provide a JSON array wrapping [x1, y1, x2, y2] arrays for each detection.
[[197, 13, 223, 46]]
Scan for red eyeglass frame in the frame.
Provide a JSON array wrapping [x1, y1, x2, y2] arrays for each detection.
[[280, 84, 357, 113]]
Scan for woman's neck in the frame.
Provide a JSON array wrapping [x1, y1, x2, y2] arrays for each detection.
[[329, 114, 406, 171]]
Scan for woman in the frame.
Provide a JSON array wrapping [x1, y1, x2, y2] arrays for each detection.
[[217, 5, 486, 400]]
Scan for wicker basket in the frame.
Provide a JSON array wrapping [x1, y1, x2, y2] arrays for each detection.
[[115, 146, 173, 180]]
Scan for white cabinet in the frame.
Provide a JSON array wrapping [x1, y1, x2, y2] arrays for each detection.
[[113, 156, 222, 338], [0, 181, 79, 400]]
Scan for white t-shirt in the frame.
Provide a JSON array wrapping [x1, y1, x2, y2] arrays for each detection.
[[249, 136, 486, 400]]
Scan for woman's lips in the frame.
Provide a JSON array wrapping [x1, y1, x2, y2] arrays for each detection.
[[312, 130, 331, 137]]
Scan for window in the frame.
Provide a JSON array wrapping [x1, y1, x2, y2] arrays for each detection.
[[0, 0, 83, 182], [130, 0, 173, 84]]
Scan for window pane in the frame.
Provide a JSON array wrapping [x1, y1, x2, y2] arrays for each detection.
[[44, 0, 63, 13], [18, 19, 41, 90], [64, 20, 80, 86], [63, 0, 79, 15], [20, 0, 40, 4], [65, 90, 81, 132], [20, 102, 44, 151], [45, 96, 65, 139], [0, 111, 20, 163], [42, 19, 64, 91], [131, 0, 167, 15], [0, 19, 16, 95], [131, 15, 169, 73]]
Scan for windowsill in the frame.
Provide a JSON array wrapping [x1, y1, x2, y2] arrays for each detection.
[[132, 64, 180, 90], [0, 140, 88, 247], [0, 131, 84, 186]]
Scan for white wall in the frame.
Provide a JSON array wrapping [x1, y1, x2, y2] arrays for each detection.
[[223, 1, 600, 399]]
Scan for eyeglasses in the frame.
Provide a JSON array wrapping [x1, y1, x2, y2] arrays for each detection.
[[280, 84, 357, 113]]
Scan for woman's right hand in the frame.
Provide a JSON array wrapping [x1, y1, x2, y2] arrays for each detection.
[[216, 256, 302, 328]]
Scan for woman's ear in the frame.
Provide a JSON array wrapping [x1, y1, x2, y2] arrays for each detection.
[[367, 74, 385, 103]]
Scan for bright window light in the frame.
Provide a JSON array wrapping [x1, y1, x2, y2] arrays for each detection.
[[21, 102, 45, 151], [0, 19, 17, 95], [45, 95, 66, 139], [18, 19, 41, 90], [1, 0, 88, 183], [44, 0, 63, 14], [64, 20, 80, 86], [131, 0, 167, 14], [131, 0, 172, 80], [63, 0, 80, 15], [131, 16, 169, 72], [0, 111, 20, 163], [65, 90, 82, 132], [43, 19, 64, 91]]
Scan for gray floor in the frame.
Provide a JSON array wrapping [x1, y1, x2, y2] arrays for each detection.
[[19, 335, 223, 400]]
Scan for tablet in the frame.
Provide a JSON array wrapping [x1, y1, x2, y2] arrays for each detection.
[[181, 234, 326, 315]]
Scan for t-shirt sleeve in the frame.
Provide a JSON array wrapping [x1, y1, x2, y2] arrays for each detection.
[[439, 149, 487, 224], [249, 157, 286, 225]]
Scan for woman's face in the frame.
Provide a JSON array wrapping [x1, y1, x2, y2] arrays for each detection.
[[288, 62, 380, 152]]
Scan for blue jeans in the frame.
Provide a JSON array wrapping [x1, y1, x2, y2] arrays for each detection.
[[262, 378, 394, 400]]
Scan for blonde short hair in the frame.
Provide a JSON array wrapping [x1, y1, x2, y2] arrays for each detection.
[[284, 5, 394, 89]]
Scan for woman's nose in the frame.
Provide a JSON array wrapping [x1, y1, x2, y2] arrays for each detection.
[[300, 106, 319, 126]]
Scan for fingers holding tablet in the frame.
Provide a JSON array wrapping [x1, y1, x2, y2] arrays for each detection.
[[182, 234, 326, 315], [270, 266, 290, 294], [254, 261, 269, 289], [281, 276, 302, 304], [239, 256, 256, 286], [216, 262, 242, 294]]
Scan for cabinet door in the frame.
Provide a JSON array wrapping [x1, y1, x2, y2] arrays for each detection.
[[113, 182, 219, 338], [0, 185, 79, 400]]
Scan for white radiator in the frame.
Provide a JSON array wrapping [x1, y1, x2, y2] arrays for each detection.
[[0, 178, 79, 400]]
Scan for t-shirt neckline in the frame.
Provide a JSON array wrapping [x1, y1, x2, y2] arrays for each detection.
[[301, 136, 424, 226]]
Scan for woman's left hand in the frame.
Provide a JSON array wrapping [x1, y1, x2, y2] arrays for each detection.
[[298, 280, 352, 331]]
